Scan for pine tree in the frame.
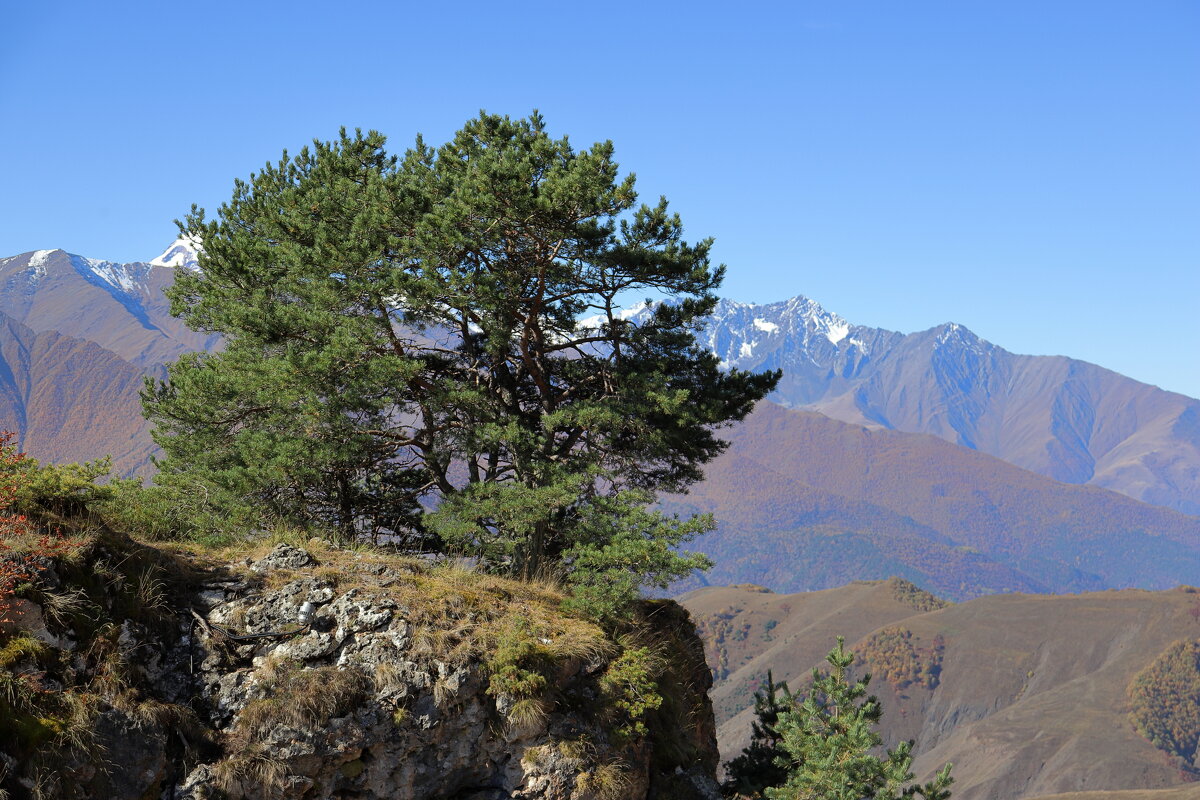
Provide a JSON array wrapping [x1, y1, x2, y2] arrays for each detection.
[[722, 670, 795, 798], [143, 112, 779, 616], [765, 638, 953, 800]]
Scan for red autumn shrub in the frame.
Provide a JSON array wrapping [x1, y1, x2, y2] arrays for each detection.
[[0, 432, 83, 625]]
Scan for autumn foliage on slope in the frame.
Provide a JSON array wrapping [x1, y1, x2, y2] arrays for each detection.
[[0, 432, 83, 624], [0, 432, 37, 623]]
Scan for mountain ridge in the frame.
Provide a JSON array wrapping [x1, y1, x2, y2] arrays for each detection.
[[0, 244, 215, 369], [0, 243, 1197, 600], [697, 295, 1200, 514], [3, 240, 1193, 514], [0, 310, 155, 475]]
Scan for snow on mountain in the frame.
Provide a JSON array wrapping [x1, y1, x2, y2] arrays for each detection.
[[700, 295, 875, 372], [149, 236, 201, 270], [934, 321, 988, 355], [13, 249, 151, 295], [574, 294, 869, 371], [574, 300, 656, 331], [69, 254, 151, 295], [11, 244, 187, 296], [2, 239, 1197, 515], [0, 246, 221, 371], [27, 249, 55, 281], [572, 293, 1200, 516]]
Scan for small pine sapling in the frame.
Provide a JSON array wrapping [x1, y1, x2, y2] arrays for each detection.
[[765, 637, 953, 800]]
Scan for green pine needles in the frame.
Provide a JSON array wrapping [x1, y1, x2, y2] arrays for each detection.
[[722, 670, 795, 797], [142, 111, 779, 622], [724, 638, 953, 800]]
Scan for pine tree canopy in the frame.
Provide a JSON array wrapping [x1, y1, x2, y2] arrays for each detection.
[[764, 638, 953, 800], [143, 111, 780, 614]]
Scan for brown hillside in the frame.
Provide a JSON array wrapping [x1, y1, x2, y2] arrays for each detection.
[[1025, 790, 1200, 800], [683, 583, 1200, 800], [0, 312, 155, 475], [680, 578, 938, 732], [673, 402, 1200, 598]]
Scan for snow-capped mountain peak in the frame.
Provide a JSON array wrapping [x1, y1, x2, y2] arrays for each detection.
[[574, 300, 658, 331], [149, 237, 201, 270], [704, 295, 867, 370], [26, 249, 57, 281], [69, 254, 151, 296], [572, 294, 870, 371], [14, 243, 189, 296], [934, 321, 988, 355]]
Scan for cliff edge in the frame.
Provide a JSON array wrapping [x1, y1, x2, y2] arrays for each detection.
[[0, 529, 720, 799]]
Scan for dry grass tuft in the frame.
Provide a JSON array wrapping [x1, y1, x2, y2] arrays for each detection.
[[211, 743, 291, 798], [36, 586, 92, 628], [520, 742, 553, 769], [83, 624, 132, 700], [555, 736, 592, 764], [576, 759, 631, 800], [134, 567, 170, 614], [237, 663, 370, 737], [53, 690, 100, 754], [505, 696, 549, 733], [432, 673, 458, 708]]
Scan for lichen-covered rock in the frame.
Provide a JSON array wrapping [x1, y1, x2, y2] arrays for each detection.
[[182, 546, 720, 799], [1, 535, 721, 800], [250, 543, 316, 573]]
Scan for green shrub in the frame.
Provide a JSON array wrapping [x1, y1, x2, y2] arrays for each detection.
[[0, 450, 258, 546], [6, 456, 113, 516], [486, 615, 554, 700], [559, 493, 713, 626], [97, 476, 256, 545], [764, 637, 953, 800], [600, 645, 664, 741]]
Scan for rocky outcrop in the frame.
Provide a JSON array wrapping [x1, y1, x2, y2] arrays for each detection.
[[0, 537, 720, 800]]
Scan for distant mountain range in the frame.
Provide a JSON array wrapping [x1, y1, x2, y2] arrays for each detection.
[[0, 245, 211, 368], [0, 243, 213, 473], [682, 580, 1200, 799], [694, 296, 1200, 516], [0, 241, 1197, 595]]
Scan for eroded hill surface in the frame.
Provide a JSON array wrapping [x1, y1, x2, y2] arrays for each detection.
[[682, 579, 1200, 800]]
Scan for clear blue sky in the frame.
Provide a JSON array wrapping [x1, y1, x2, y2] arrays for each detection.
[[2, 1, 1197, 397]]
